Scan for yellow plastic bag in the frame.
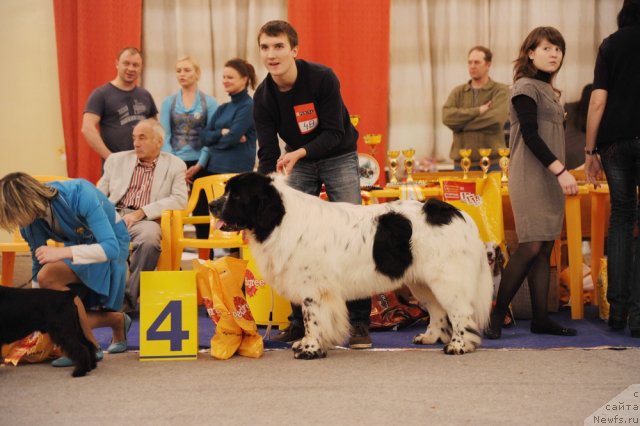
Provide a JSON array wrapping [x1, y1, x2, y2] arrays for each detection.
[[208, 257, 264, 359], [193, 257, 264, 359], [439, 172, 504, 245], [1, 331, 62, 366], [193, 259, 242, 360]]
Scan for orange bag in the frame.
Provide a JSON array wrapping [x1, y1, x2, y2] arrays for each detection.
[[1, 331, 62, 366]]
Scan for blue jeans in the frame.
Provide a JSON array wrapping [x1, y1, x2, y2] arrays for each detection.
[[600, 138, 640, 329], [288, 151, 362, 203], [286, 151, 371, 325]]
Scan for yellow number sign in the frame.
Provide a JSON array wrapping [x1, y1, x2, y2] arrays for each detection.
[[139, 271, 198, 361]]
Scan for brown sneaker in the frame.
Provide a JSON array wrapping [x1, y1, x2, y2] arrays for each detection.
[[270, 323, 305, 343], [349, 324, 372, 349]]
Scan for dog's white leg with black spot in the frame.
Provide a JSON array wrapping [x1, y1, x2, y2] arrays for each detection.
[[444, 312, 481, 355], [292, 297, 326, 359], [406, 283, 451, 345], [291, 293, 349, 359], [426, 277, 482, 354]]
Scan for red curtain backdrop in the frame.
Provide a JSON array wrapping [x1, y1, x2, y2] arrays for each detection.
[[288, 0, 390, 184], [53, 0, 142, 182]]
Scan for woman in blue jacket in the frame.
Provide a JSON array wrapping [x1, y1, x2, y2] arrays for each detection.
[[201, 58, 257, 173], [0, 173, 131, 367]]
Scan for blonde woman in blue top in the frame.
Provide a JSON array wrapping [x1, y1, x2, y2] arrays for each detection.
[[0, 173, 131, 367], [201, 58, 257, 174], [160, 56, 218, 239]]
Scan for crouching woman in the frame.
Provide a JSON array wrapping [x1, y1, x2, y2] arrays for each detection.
[[0, 172, 131, 367]]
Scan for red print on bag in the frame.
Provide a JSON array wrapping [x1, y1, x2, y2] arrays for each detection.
[[244, 270, 265, 297], [233, 296, 254, 321], [442, 181, 476, 201], [294, 103, 318, 134], [442, 181, 482, 206]]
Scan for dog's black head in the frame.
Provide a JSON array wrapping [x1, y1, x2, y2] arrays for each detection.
[[209, 172, 285, 243]]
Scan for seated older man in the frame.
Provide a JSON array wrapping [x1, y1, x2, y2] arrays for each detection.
[[98, 118, 187, 311]]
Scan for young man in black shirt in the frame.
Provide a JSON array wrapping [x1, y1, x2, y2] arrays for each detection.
[[253, 20, 371, 349]]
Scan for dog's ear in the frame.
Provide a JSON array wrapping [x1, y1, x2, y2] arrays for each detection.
[[496, 246, 505, 268], [251, 179, 285, 243]]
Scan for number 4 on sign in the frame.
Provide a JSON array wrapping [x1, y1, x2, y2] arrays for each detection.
[[139, 270, 198, 361], [146, 301, 189, 351]]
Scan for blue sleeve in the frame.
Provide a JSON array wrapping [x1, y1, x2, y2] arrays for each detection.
[[206, 95, 218, 123], [198, 96, 219, 166], [201, 106, 223, 147], [20, 225, 48, 280], [76, 182, 120, 260], [212, 102, 254, 150], [160, 95, 175, 153]]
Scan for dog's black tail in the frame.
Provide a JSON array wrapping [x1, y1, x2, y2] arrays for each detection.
[[48, 293, 96, 377]]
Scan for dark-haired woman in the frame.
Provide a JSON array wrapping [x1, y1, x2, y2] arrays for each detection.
[[485, 27, 578, 339], [201, 58, 257, 173]]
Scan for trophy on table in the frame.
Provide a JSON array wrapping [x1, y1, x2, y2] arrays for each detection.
[[498, 148, 511, 183], [402, 148, 416, 183], [387, 151, 401, 184], [459, 148, 472, 179], [363, 133, 382, 156], [478, 148, 492, 178]]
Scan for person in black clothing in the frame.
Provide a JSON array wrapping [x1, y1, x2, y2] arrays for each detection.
[[564, 84, 593, 170], [585, 0, 640, 337], [253, 20, 371, 349]]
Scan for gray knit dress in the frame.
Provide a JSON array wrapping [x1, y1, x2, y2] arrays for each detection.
[[508, 77, 566, 243]]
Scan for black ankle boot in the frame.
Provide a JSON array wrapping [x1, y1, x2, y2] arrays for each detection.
[[483, 315, 503, 339], [530, 320, 577, 336]]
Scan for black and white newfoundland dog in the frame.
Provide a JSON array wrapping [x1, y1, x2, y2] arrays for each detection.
[[210, 173, 493, 359]]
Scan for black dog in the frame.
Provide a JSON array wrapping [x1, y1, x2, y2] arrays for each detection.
[[0, 286, 97, 377]]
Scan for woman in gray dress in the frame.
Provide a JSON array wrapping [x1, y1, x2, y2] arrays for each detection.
[[485, 27, 579, 339]]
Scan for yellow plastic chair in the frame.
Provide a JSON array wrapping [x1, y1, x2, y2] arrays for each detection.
[[157, 210, 173, 271], [170, 173, 243, 270], [0, 175, 69, 286]]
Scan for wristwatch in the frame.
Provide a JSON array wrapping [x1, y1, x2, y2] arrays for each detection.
[[585, 148, 598, 155]]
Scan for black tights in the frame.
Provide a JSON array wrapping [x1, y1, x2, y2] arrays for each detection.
[[492, 240, 555, 325]]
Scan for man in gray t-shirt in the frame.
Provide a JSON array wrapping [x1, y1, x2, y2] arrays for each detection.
[[82, 47, 158, 159]]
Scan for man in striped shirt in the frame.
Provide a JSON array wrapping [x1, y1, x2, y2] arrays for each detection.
[[99, 119, 188, 311]]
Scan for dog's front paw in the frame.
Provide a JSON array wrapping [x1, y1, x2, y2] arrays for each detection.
[[413, 330, 440, 345], [292, 337, 326, 360], [443, 336, 476, 355], [413, 324, 451, 345]]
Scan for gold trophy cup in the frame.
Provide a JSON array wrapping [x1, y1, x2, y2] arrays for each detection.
[[402, 148, 416, 182], [478, 148, 492, 178], [388, 151, 401, 184], [459, 148, 473, 179], [363, 133, 382, 156], [498, 148, 511, 183]]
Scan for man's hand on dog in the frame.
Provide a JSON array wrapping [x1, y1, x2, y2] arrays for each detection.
[[35, 246, 72, 264], [277, 148, 307, 175]]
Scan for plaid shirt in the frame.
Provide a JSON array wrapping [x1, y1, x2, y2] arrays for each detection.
[[117, 158, 157, 210]]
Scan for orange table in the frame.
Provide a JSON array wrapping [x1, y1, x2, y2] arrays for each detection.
[[588, 185, 610, 304], [369, 184, 592, 319]]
